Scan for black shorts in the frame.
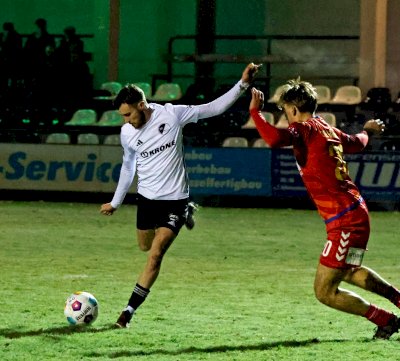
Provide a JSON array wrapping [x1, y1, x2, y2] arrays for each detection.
[[136, 194, 188, 235]]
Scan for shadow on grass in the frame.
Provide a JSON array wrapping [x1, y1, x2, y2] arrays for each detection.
[[84, 338, 357, 358], [0, 324, 116, 339]]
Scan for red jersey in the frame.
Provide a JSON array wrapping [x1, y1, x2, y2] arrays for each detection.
[[250, 110, 369, 224]]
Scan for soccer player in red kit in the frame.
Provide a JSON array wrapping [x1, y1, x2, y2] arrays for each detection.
[[249, 79, 400, 340]]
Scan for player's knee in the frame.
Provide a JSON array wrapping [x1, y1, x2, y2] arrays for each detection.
[[139, 242, 151, 252], [314, 285, 333, 306]]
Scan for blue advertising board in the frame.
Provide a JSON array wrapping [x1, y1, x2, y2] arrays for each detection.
[[0, 143, 398, 201], [271, 149, 400, 202], [185, 147, 272, 196]]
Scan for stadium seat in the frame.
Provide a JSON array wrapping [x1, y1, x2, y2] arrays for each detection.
[[242, 111, 274, 129], [330, 85, 362, 105], [317, 112, 337, 127], [267, 85, 286, 103], [362, 87, 392, 112], [275, 114, 289, 129], [252, 138, 269, 148], [133, 82, 152, 98], [222, 137, 249, 148], [77, 133, 100, 145], [101, 81, 123, 96], [45, 133, 71, 144], [379, 140, 399, 151], [64, 109, 97, 126], [149, 83, 182, 102], [97, 110, 124, 127], [314, 85, 332, 104], [103, 134, 121, 145]]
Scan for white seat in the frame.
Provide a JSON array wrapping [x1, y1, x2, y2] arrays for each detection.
[[45, 133, 70, 144], [77, 133, 100, 145], [330, 85, 362, 105], [222, 137, 249, 148], [242, 111, 274, 129], [65, 109, 97, 126], [267, 85, 286, 103], [317, 112, 337, 127], [275, 114, 289, 129], [97, 110, 124, 127], [103, 134, 121, 145], [252, 138, 270, 148], [314, 85, 332, 104], [148, 83, 182, 102]]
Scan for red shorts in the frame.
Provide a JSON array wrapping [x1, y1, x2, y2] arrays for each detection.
[[319, 203, 370, 269]]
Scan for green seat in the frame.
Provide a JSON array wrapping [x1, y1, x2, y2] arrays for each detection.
[[103, 134, 121, 145], [149, 83, 182, 102], [101, 81, 122, 96], [65, 109, 97, 126], [45, 133, 71, 144], [77, 133, 100, 145], [97, 110, 124, 127], [133, 82, 152, 98]]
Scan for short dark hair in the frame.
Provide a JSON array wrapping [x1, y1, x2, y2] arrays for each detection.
[[278, 78, 318, 113], [113, 84, 145, 108]]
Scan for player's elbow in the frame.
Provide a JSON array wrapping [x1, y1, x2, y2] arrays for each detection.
[[269, 140, 283, 148]]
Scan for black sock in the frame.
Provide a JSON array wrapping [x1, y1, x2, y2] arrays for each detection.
[[127, 283, 150, 312], [387, 286, 400, 307]]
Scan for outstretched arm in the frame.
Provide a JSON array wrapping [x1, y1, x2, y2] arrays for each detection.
[[334, 119, 385, 153], [196, 63, 262, 119], [250, 88, 293, 148]]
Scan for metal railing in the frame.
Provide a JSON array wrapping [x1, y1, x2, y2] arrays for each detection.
[[156, 34, 360, 95]]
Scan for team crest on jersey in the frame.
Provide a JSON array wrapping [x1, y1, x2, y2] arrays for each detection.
[[159, 123, 171, 134]]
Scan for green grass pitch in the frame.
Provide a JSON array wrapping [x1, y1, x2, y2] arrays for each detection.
[[1, 200, 399, 360]]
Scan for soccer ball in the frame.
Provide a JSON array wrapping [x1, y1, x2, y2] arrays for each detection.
[[64, 291, 99, 325]]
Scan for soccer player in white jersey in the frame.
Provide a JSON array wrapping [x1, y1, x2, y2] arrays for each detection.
[[100, 63, 261, 328]]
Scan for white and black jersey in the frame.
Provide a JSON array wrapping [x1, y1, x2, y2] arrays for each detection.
[[110, 79, 249, 208]]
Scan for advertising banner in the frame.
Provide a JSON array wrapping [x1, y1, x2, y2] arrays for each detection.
[[185, 147, 271, 196], [271, 149, 400, 201], [1, 143, 397, 201], [0, 143, 126, 193], [0, 144, 272, 196]]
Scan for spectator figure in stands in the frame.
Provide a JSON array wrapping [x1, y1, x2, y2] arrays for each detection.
[[24, 18, 55, 86], [57, 26, 84, 63], [56, 26, 92, 112], [0, 22, 22, 90]]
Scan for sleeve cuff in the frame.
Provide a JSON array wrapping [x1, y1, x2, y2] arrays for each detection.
[[239, 80, 250, 91]]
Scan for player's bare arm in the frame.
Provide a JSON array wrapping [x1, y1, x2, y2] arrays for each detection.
[[363, 119, 385, 136], [100, 203, 116, 216]]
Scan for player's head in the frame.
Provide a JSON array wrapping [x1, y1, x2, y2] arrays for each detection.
[[114, 84, 148, 129], [277, 78, 317, 123]]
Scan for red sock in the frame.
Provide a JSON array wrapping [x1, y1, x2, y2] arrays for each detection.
[[365, 304, 396, 327]]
